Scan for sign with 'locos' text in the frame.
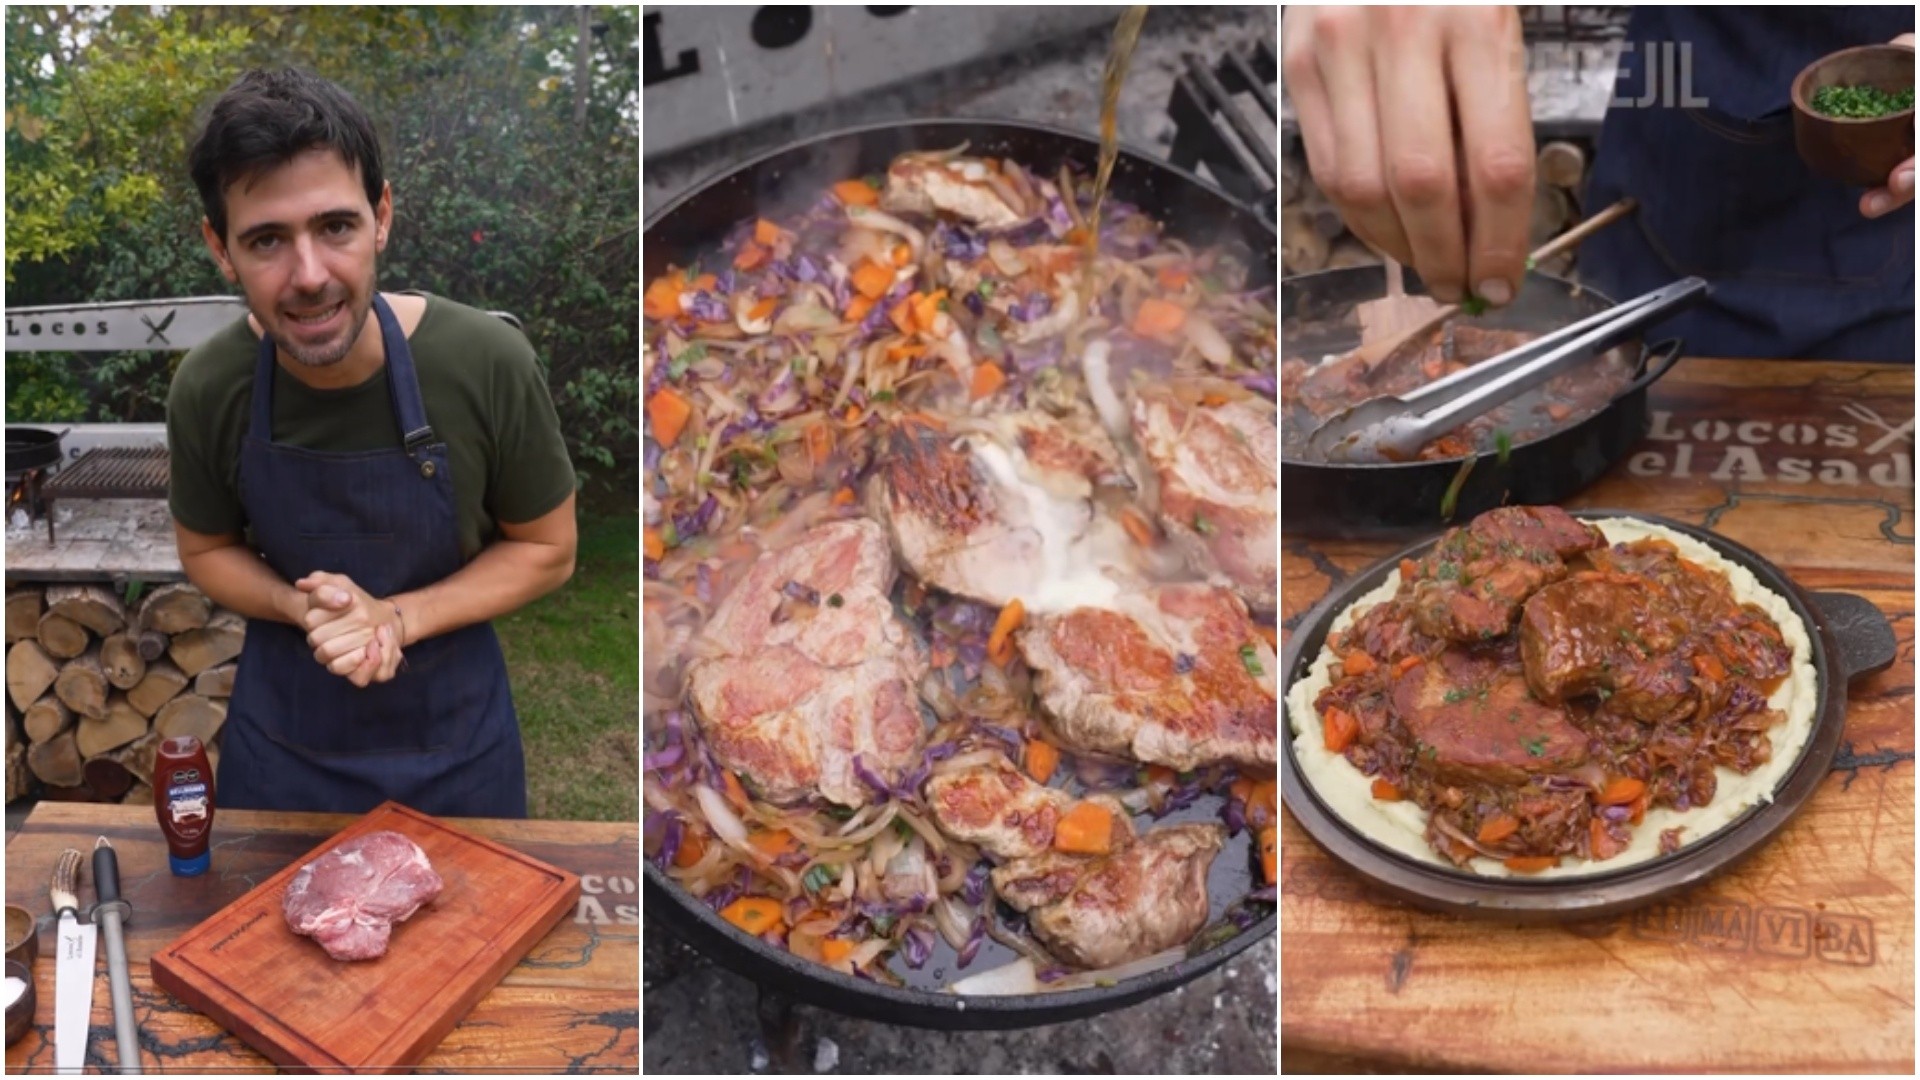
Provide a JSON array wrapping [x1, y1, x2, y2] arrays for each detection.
[[6, 297, 248, 353], [1626, 406, 1912, 491]]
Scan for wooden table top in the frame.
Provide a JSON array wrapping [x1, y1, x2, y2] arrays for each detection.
[[5, 803, 638, 1074], [1281, 358, 1914, 1072]]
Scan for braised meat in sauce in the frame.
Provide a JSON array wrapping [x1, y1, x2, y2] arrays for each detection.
[[1280, 321, 1638, 463], [1312, 508, 1794, 871]]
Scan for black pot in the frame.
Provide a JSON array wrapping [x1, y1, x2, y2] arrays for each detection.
[[643, 118, 1276, 1029], [1281, 266, 1684, 539], [5, 427, 64, 473]]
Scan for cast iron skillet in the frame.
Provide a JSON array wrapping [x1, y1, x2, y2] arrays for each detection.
[[1280, 510, 1896, 920], [644, 119, 1277, 1029], [1282, 267, 1686, 539], [5, 427, 65, 472]]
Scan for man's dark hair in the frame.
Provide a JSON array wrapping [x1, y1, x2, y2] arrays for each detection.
[[188, 67, 384, 242]]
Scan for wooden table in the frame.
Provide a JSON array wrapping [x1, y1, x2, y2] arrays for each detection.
[[5, 804, 638, 1073], [1281, 359, 1914, 1072]]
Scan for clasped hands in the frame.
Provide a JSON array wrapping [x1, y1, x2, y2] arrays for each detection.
[[296, 571, 405, 688]]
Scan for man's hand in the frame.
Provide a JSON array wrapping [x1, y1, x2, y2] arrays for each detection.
[[1282, 5, 1534, 307], [1861, 33, 1915, 219], [298, 571, 405, 684]]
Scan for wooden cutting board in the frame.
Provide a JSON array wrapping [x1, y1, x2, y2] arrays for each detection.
[[149, 801, 580, 1073]]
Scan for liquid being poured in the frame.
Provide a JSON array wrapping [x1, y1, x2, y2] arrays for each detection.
[[1081, 5, 1151, 314]]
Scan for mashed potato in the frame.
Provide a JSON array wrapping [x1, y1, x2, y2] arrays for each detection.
[[1284, 517, 1818, 878]]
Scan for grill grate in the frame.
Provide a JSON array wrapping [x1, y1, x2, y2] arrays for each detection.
[[1168, 41, 1277, 219], [39, 446, 170, 543]]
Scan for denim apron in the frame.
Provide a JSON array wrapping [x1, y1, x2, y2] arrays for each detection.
[[218, 294, 529, 817], [1580, 6, 1914, 361]]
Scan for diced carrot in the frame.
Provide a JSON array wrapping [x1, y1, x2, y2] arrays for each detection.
[[1026, 739, 1060, 784], [885, 343, 928, 364], [832, 179, 879, 207], [1131, 297, 1188, 337], [1371, 778, 1403, 801], [672, 830, 705, 868], [891, 242, 912, 267], [733, 242, 770, 271], [970, 361, 1007, 401], [987, 598, 1025, 664], [1053, 802, 1115, 855], [1201, 392, 1231, 407], [1546, 402, 1573, 422], [1229, 776, 1255, 804], [1156, 266, 1191, 291], [690, 273, 719, 292], [754, 218, 783, 246], [806, 423, 834, 467], [843, 405, 862, 424], [1120, 506, 1157, 547], [1629, 793, 1649, 825], [851, 259, 895, 300], [1063, 225, 1091, 246], [1399, 558, 1418, 580], [912, 289, 948, 332], [643, 528, 666, 561], [1598, 777, 1647, 806], [1477, 814, 1520, 844], [643, 274, 684, 320], [1589, 817, 1624, 861], [1692, 652, 1727, 680], [647, 388, 693, 448], [845, 295, 876, 325], [1392, 655, 1425, 677], [1342, 652, 1377, 677], [888, 296, 917, 336], [721, 769, 750, 810], [1503, 856, 1559, 873], [1247, 780, 1277, 829], [1322, 707, 1359, 753], [748, 296, 779, 321], [1257, 826, 1277, 884], [820, 937, 857, 963], [719, 897, 786, 936], [749, 829, 800, 859]]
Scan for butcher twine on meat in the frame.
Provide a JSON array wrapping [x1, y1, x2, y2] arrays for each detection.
[[283, 831, 445, 961]]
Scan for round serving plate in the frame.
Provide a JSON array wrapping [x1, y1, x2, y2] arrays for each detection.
[[1279, 510, 1896, 922]]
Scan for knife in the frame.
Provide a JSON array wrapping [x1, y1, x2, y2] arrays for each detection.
[[51, 847, 97, 1075], [92, 838, 141, 1074]]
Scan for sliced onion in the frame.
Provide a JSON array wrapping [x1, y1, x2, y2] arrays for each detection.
[[773, 302, 843, 335], [694, 784, 750, 849], [934, 895, 976, 950], [987, 239, 1029, 276], [1080, 339, 1129, 439], [1042, 947, 1186, 993], [950, 956, 1038, 996], [1184, 314, 1233, 368]]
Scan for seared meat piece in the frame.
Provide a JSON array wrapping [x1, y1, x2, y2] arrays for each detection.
[[686, 520, 927, 806], [992, 824, 1225, 969], [1408, 506, 1604, 642], [881, 152, 1033, 229], [1023, 583, 1276, 771], [867, 419, 1128, 609], [1389, 647, 1588, 786], [1131, 382, 1278, 612], [1519, 575, 1696, 723], [924, 757, 1133, 861], [1001, 407, 1134, 498]]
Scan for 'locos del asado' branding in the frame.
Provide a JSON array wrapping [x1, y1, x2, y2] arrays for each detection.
[[1626, 405, 1911, 489]]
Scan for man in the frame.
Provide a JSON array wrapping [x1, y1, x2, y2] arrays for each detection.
[[1282, 6, 1913, 361], [167, 68, 577, 817]]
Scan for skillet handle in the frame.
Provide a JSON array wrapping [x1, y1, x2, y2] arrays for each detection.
[[1812, 592, 1897, 684], [1623, 337, 1684, 397]]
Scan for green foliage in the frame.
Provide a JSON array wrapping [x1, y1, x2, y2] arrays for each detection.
[[5, 5, 639, 474]]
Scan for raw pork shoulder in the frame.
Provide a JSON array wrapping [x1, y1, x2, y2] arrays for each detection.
[[282, 831, 444, 961]]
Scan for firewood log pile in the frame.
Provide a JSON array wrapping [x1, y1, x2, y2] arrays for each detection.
[[6, 582, 239, 806], [1280, 137, 1594, 281]]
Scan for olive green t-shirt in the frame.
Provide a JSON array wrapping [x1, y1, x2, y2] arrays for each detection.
[[166, 293, 575, 561]]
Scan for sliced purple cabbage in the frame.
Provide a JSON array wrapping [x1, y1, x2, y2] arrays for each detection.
[[902, 924, 934, 969]]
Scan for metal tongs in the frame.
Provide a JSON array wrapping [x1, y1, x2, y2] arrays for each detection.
[[1307, 276, 1710, 462]]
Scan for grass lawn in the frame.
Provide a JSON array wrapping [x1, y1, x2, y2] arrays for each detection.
[[496, 508, 637, 823]]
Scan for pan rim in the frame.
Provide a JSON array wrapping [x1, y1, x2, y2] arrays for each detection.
[[643, 115, 1276, 1021], [1279, 509, 1851, 916]]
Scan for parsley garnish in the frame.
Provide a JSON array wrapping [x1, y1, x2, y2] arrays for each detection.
[[1194, 515, 1215, 535], [1524, 736, 1547, 757], [1239, 644, 1264, 677], [669, 342, 707, 378], [803, 864, 838, 893]]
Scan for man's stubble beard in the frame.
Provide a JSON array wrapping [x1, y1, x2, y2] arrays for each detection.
[[275, 288, 374, 368]]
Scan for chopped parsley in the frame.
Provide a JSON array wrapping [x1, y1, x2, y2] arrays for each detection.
[[1239, 644, 1265, 677], [827, 593, 845, 608], [1444, 688, 1473, 704], [802, 864, 839, 893], [1194, 515, 1216, 536], [669, 342, 708, 378], [977, 279, 998, 299], [872, 389, 897, 402], [1524, 736, 1547, 757], [1731, 664, 1750, 676]]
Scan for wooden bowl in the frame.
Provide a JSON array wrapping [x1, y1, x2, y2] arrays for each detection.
[[2, 906, 33, 969], [1791, 43, 1915, 187], [4, 958, 33, 1047]]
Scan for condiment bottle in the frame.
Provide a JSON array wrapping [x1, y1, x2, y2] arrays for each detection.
[[154, 736, 214, 876]]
